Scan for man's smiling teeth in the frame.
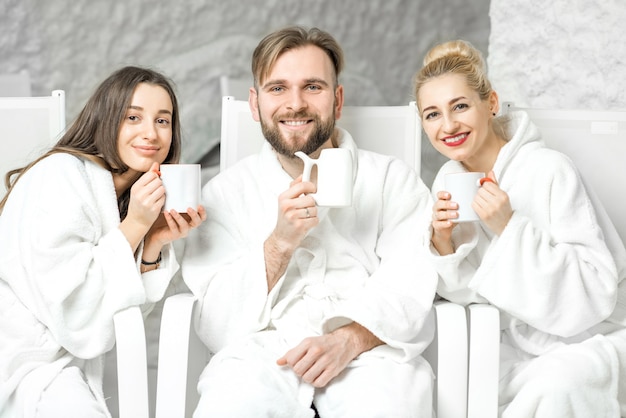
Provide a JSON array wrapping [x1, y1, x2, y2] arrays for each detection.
[[283, 120, 307, 126], [443, 133, 466, 143]]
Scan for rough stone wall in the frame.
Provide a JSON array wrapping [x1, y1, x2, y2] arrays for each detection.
[[488, 0, 626, 110], [1, 0, 490, 186]]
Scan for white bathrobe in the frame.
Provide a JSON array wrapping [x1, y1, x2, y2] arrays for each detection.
[[183, 129, 437, 416], [428, 111, 626, 417], [0, 153, 177, 418]]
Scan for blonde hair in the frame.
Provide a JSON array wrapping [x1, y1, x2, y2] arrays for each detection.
[[414, 40, 493, 113]]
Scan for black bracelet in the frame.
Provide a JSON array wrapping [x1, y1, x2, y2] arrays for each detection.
[[141, 252, 162, 266]]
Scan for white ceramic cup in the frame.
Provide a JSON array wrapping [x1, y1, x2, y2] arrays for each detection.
[[444, 172, 486, 222], [159, 164, 201, 213], [294, 148, 353, 207]]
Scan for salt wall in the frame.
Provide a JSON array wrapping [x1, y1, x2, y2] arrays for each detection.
[[0, 0, 490, 186], [2, 0, 623, 186], [488, 0, 626, 110]]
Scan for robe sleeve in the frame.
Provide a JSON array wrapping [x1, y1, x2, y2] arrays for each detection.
[[1, 155, 174, 358], [470, 158, 618, 337], [182, 163, 277, 352], [424, 170, 490, 305]]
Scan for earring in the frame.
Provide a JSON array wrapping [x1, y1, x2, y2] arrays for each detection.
[[492, 112, 496, 116]]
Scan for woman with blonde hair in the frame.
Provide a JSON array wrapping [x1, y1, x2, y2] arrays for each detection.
[[415, 40, 626, 417], [0, 66, 206, 418]]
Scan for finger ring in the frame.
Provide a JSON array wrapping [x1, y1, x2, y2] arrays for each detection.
[[305, 207, 310, 218]]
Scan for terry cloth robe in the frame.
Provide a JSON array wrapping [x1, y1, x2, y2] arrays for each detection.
[[183, 128, 437, 362], [427, 110, 626, 416], [0, 153, 177, 418]]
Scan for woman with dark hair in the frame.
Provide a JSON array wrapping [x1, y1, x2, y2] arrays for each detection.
[[0, 66, 206, 418]]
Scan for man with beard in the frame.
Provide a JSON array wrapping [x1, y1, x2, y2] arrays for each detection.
[[182, 26, 437, 417]]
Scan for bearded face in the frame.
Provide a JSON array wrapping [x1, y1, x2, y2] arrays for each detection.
[[258, 105, 336, 158], [251, 45, 344, 159]]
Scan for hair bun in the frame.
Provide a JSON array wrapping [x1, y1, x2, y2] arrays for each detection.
[[413, 39, 494, 112], [423, 40, 486, 72]]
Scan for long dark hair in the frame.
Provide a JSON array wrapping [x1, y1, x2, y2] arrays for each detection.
[[1, 66, 182, 217]]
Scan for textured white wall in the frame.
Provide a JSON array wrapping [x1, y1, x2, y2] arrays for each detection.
[[5, 1, 622, 181], [1, 0, 490, 186], [488, 0, 626, 110]]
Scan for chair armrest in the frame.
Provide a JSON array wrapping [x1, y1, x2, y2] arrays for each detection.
[[113, 306, 150, 418], [467, 303, 500, 418], [423, 301, 468, 418], [155, 293, 197, 418]]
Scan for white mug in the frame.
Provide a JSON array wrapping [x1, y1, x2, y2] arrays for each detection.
[[444, 172, 485, 222], [294, 148, 353, 207], [159, 164, 201, 213]]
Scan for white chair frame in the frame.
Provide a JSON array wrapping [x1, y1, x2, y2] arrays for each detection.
[[0, 90, 65, 197], [156, 96, 469, 417], [112, 306, 150, 418]]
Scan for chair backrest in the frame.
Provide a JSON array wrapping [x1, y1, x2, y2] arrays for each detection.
[[219, 96, 421, 173], [0, 90, 66, 197], [505, 104, 626, 245]]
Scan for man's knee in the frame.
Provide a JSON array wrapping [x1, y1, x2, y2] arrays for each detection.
[[314, 357, 433, 417]]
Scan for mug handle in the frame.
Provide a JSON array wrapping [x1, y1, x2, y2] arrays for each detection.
[[478, 177, 495, 186], [294, 151, 316, 182], [302, 160, 317, 182]]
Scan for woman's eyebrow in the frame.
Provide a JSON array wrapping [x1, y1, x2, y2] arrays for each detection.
[[128, 105, 172, 115], [422, 96, 468, 113]]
